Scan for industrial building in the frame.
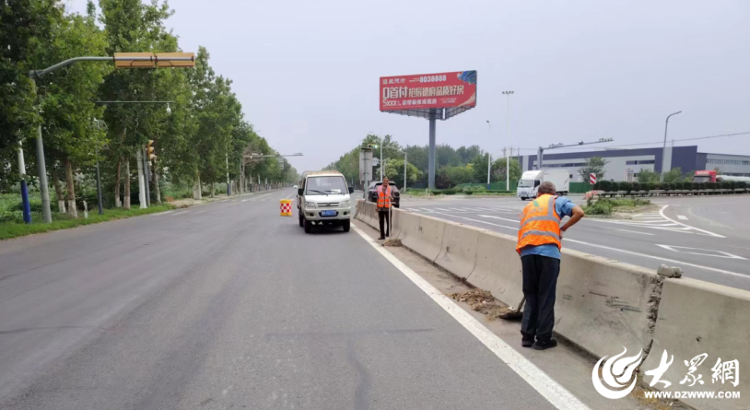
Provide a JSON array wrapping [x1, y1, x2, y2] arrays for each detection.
[[516, 146, 750, 182]]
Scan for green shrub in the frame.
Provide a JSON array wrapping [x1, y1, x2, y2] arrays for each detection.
[[431, 190, 442, 195], [631, 182, 641, 192], [443, 189, 456, 195], [737, 181, 747, 189], [465, 191, 473, 195], [584, 198, 614, 215]]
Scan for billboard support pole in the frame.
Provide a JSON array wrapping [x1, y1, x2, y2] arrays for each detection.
[[428, 109, 437, 190]]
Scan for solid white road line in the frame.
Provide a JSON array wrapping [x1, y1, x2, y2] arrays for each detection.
[[677, 215, 688, 220], [251, 193, 273, 201], [449, 215, 518, 232], [241, 199, 251, 202], [351, 224, 589, 410], [150, 210, 174, 216], [171, 210, 189, 216], [192, 210, 207, 215], [616, 229, 655, 236], [285, 191, 295, 199], [479, 214, 521, 223], [660, 205, 724, 238]]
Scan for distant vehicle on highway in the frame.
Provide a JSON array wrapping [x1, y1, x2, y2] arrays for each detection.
[[293, 184, 298, 189], [517, 169, 569, 200], [692, 170, 750, 183], [365, 181, 400, 208], [296, 170, 354, 233]]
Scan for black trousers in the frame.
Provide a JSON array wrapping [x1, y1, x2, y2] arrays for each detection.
[[520, 254, 561, 342], [378, 208, 390, 238]]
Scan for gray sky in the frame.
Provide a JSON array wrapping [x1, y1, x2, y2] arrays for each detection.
[[68, 0, 750, 172]]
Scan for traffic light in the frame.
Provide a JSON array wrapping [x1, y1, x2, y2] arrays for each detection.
[[146, 140, 156, 161]]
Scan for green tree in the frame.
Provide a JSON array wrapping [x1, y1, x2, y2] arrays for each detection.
[[636, 169, 659, 184], [578, 157, 608, 181], [491, 157, 522, 183], [384, 158, 421, 188], [662, 167, 686, 184]]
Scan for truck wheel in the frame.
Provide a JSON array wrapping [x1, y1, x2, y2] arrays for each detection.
[[304, 219, 312, 233], [298, 214, 304, 227], [342, 220, 351, 232]]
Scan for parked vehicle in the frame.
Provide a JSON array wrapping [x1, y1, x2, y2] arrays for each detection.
[[517, 169, 570, 200], [365, 181, 400, 208], [296, 171, 354, 233], [692, 170, 750, 183]]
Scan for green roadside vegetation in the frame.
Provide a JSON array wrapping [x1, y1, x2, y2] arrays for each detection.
[[0, 192, 174, 240], [583, 197, 652, 216]]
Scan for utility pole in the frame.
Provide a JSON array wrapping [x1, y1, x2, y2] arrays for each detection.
[[404, 151, 408, 191], [380, 137, 384, 181], [94, 144, 103, 214], [503, 91, 514, 192], [486, 120, 492, 189], [142, 146, 151, 207]]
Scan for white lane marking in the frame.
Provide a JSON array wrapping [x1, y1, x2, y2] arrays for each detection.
[[479, 214, 520, 223], [250, 193, 273, 201], [449, 215, 518, 232], [285, 191, 295, 199], [351, 224, 589, 410], [564, 238, 749, 280], [192, 210, 207, 215], [171, 211, 189, 216], [431, 208, 454, 212], [150, 210, 174, 216], [655, 245, 747, 260], [660, 205, 724, 238], [241, 199, 251, 202], [677, 215, 688, 220], [616, 229, 655, 236]]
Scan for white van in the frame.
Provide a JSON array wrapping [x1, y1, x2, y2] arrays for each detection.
[[517, 169, 570, 200], [296, 171, 354, 233]]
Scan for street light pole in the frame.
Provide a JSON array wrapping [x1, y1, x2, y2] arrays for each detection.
[[380, 137, 384, 181], [503, 91, 514, 191], [661, 111, 682, 182], [404, 151, 407, 191], [17, 140, 31, 223]]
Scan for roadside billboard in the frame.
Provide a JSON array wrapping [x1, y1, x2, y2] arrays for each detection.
[[379, 71, 477, 112]]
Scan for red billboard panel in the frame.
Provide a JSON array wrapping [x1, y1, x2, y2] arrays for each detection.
[[379, 71, 477, 112]]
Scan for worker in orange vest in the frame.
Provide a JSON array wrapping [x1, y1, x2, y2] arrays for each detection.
[[376, 177, 393, 240], [516, 181, 584, 350]]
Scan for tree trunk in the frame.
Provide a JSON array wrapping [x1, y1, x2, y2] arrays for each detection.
[[211, 182, 215, 198], [114, 157, 122, 208], [51, 173, 66, 213], [153, 162, 161, 204], [193, 171, 202, 200], [123, 156, 131, 210], [64, 159, 78, 218]]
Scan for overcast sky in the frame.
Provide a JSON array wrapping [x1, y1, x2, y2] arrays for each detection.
[[68, 0, 750, 172]]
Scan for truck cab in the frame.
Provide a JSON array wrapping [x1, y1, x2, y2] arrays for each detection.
[[517, 169, 570, 200], [296, 171, 354, 233]]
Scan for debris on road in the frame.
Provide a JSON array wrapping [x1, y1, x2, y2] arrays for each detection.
[[449, 289, 519, 320], [657, 264, 683, 278], [383, 238, 402, 247]]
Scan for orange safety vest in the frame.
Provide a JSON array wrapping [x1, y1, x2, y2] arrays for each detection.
[[377, 185, 392, 209], [516, 194, 561, 254]]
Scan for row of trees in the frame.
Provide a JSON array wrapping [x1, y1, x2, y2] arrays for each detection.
[[324, 134, 522, 189], [0, 0, 297, 217]]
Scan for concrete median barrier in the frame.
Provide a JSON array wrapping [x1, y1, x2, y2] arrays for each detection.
[[390, 208, 403, 239], [466, 231, 525, 310], [641, 278, 749, 410], [396, 211, 421, 243], [434, 221, 480, 279], [554, 248, 658, 359], [400, 214, 445, 262]]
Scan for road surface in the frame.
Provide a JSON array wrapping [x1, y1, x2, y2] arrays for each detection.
[[400, 194, 750, 291], [0, 189, 559, 410]]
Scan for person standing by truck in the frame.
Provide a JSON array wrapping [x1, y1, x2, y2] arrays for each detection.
[[376, 177, 393, 240], [516, 181, 584, 350]]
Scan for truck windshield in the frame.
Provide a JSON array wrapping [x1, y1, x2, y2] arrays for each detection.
[[306, 176, 347, 195], [518, 179, 534, 188], [692, 176, 712, 183]]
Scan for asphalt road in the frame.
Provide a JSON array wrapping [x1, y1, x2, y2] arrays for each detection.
[[400, 194, 750, 291], [0, 189, 557, 410]]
